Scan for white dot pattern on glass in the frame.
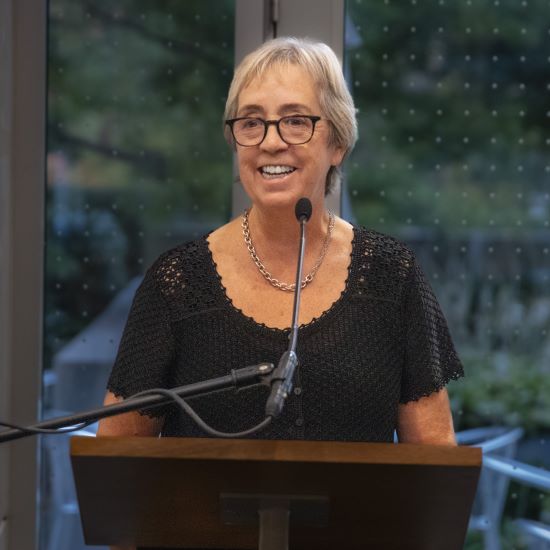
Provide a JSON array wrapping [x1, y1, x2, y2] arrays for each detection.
[[346, 1, 550, 472]]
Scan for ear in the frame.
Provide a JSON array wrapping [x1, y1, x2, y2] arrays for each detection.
[[330, 145, 346, 167]]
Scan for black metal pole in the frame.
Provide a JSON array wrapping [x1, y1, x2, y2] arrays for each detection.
[[0, 362, 274, 444]]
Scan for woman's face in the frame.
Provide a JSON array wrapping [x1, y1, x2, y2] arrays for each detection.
[[235, 63, 344, 211]]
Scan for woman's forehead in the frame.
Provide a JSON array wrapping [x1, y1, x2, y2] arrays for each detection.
[[246, 61, 317, 89], [237, 63, 321, 113]]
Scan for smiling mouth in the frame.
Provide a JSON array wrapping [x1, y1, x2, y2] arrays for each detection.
[[259, 165, 297, 179]]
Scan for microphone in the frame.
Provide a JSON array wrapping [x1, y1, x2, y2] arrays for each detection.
[[265, 198, 312, 418], [295, 197, 312, 222]]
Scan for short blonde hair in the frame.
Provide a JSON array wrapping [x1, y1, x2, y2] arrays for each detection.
[[224, 37, 358, 195]]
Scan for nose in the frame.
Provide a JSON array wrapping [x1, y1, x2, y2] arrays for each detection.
[[260, 121, 288, 152]]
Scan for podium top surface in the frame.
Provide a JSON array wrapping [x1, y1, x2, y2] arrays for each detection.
[[72, 435, 481, 466]]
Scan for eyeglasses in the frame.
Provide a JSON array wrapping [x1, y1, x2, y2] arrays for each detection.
[[225, 115, 321, 146]]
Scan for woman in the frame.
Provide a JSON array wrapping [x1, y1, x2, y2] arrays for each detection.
[[99, 38, 461, 450]]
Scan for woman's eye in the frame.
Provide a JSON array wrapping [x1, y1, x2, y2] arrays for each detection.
[[284, 117, 307, 127], [243, 119, 261, 129]]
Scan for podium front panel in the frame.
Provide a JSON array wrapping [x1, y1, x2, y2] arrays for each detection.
[[71, 436, 481, 549]]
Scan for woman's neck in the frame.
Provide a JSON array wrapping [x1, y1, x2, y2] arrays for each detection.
[[246, 201, 330, 258], [248, 203, 329, 265]]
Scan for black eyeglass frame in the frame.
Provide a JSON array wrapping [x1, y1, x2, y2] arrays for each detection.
[[225, 115, 322, 146]]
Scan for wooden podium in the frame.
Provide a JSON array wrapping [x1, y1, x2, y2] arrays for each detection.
[[71, 436, 481, 549]]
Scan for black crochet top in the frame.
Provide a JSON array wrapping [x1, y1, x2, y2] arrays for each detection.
[[107, 226, 464, 443]]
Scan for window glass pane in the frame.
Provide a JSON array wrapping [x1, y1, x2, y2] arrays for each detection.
[[42, 1, 235, 548], [345, 2, 550, 546]]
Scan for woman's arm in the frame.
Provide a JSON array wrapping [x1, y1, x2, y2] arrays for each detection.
[[396, 387, 456, 445], [97, 392, 164, 550], [96, 391, 164, 437]]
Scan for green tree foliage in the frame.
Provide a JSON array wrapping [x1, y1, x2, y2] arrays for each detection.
[[48, 0, 235, 218], [347, 0, 550, 230]]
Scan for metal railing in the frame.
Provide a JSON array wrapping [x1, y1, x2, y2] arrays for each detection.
[[457, 426, 550, 550]]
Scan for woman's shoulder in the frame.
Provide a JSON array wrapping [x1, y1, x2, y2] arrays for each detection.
[[347, 225, 419, 303], [139, 232, 214, 300], [353, 225, 416, 270], [151, 234, 209, 272], [144, 218, 240, 297]]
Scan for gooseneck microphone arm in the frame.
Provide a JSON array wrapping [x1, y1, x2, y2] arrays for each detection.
[[288, 200, 311, 352], [0, 363, 276, 443], [265, 198, 312, 418]]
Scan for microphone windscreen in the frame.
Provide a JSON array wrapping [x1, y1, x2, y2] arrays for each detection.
[[295, 198, 312, 222]]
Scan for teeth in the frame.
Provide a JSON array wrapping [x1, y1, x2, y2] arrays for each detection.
[[261, 165, 296, 175]]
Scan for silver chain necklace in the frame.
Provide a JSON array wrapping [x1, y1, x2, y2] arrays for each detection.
[[241, 208, 335, 292]]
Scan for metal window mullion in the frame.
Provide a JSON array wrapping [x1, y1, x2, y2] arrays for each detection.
[[0, 1, 46, 549], [231, 0, 345, 217], [0, 1, 14, 547]]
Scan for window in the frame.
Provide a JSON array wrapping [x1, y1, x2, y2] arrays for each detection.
[[345, 2, 550, 545], [42, 2, 235, 548]]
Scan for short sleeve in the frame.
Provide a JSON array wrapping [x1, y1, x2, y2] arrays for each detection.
[[400, 257, 464, 403], [107, 263, 175, 417]]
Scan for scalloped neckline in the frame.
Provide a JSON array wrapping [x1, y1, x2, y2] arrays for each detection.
[[204, 225, 359, 334]]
